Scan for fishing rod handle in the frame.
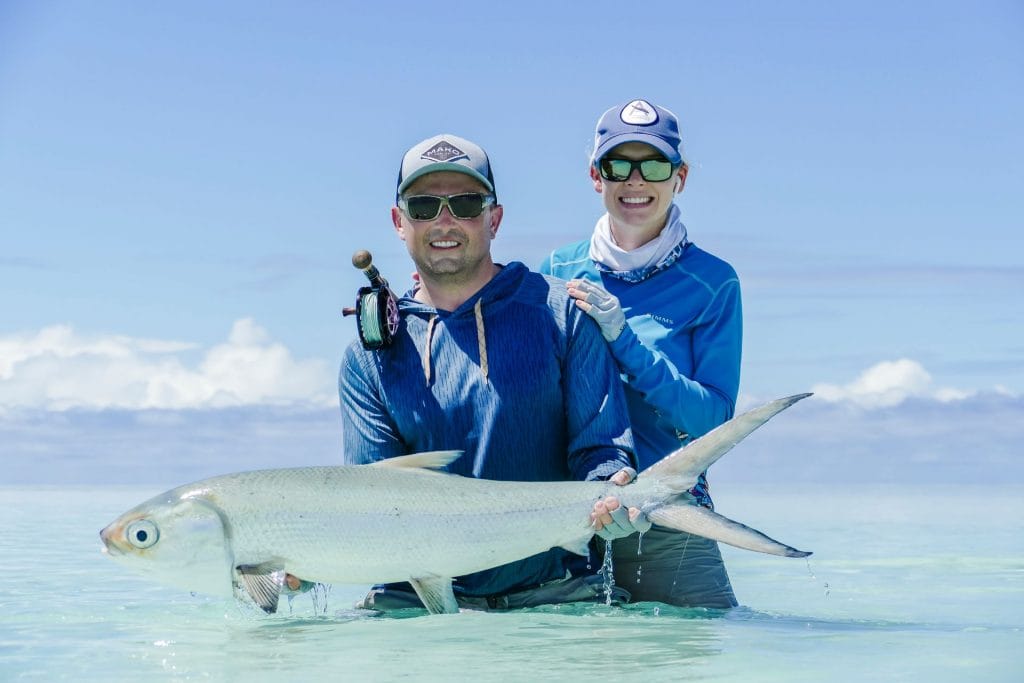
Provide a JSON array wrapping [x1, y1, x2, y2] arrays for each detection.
[[352, 249, 386, 289]]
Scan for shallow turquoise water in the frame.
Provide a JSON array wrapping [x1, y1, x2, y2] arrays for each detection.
[[1, 484, 1020, 681]]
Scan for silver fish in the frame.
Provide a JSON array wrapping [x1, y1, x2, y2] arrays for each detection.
[[100, 394, 812, 614]]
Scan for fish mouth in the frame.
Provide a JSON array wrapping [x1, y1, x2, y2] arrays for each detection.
[[99, 524, 124, 556]]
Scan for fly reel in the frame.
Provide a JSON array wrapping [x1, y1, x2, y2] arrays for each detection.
[[343, 250, 400, 350]]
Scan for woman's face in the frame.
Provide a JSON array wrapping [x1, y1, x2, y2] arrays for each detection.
[[591, 142, 687, 241]]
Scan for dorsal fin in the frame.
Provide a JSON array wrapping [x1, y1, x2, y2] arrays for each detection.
[[368, 450, 463, 470]]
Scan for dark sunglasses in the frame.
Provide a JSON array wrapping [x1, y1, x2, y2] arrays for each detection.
[[399, 193, 496, 221], [598, 157, 677, 182]]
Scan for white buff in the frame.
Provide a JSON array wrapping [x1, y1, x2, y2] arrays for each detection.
[[588, 204, 688, 272]]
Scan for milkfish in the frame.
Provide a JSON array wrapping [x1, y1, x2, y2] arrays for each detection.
[[100, 394, 812, 614]]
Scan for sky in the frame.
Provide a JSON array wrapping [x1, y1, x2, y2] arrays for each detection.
[[1, 1, 1022, 484]]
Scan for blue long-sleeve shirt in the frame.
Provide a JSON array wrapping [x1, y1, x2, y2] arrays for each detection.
[[540, 240, 742, 488], [339, 261, 635, 597]]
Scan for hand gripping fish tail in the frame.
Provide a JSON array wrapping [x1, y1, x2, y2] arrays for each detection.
[[98, 394, 812, 616]]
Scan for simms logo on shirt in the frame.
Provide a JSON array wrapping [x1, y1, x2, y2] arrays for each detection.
[[652, 314, 675, 327], [421, 141, 469, 163]]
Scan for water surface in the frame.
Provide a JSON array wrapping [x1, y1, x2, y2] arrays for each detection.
[[1, 484, 1020, 681]]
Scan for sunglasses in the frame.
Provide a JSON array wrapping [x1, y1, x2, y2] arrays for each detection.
[[598, 157, 677, 182], [399, 193, 496, 221]]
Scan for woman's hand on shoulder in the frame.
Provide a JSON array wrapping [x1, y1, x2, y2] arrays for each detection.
[[566, 280, 626, 342]]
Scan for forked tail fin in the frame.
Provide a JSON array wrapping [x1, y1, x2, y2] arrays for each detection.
[[637, 393, 812, 494], [647, 504, 811, 558]]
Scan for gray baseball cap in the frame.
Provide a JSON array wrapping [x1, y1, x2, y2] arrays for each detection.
[[395, 134, 496, 202]]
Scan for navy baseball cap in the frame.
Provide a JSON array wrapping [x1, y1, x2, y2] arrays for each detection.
[[396, 134, 496, 202], [592, 99, 683, 166]]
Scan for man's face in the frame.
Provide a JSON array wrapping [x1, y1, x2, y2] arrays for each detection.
[[392, 171, 502, 284], [591, 142, 686, 237]]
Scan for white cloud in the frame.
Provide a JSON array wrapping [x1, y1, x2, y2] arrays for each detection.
[[810, 358, 975, 408], [0, 319, 335, 411]]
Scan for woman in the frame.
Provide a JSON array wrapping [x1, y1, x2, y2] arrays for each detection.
[[540, 99, 742, 608]]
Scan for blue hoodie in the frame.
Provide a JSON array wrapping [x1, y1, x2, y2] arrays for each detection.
[[339, 261, 635, 597], [540, 239, 742, 506]]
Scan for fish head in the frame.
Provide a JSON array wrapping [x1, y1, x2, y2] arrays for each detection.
[[100, 491, 234, 598]]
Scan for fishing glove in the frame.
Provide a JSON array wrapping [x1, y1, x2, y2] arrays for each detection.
[[595, 466, 652, 541], [596, 505, 653, 541], [567, 280, 626, 342]]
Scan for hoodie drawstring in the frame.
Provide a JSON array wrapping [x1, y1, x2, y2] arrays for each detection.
[[474, 299, 489, 382], [419, 303, 489, 385], [421, 314, 437, 385]]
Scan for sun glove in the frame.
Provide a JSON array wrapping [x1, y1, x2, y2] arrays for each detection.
[[568, 280, 626, 342]]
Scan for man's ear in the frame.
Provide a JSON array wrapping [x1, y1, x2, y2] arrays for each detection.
[[391, 206, 406, 240], [489, 204, 504, 238]]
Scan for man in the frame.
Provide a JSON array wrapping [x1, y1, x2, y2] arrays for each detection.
[[339, 133, 643, 610]]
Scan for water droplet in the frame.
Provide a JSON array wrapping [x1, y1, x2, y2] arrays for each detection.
[[601, 539, 616, 606]]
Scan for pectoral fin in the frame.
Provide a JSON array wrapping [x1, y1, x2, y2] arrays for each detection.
[[647, 504, 812, 558], [408, 575, 459, 614], [234, 563, 287, 613]]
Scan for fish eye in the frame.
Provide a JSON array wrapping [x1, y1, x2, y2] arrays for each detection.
[[126, 520, 159, 549]]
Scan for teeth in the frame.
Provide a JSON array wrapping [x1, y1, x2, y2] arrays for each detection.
[[620, 197, 653, 205], [431, 240, 459, 248]]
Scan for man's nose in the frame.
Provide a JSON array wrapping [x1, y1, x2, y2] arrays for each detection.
[[436, 204, 458, 223]]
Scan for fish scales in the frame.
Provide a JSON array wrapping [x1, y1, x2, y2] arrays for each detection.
[[101, 394, 813, 614], [179, 466, 606, 583]]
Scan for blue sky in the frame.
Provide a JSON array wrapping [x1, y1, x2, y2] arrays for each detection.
[[1, 2, 1022, 482]]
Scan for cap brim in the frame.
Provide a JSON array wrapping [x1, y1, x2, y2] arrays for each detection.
[[593, 133, 682, 165], [397, 164, 494, 196]]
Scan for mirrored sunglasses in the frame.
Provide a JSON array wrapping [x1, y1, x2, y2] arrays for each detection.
[[598, 158, 676, 182]]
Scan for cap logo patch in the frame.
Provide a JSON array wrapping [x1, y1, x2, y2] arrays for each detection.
[[620, 100, 658, 126], [420, 141, 469, 163]]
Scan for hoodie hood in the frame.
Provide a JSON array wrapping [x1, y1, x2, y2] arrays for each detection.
[[397, 262, 526, 319]]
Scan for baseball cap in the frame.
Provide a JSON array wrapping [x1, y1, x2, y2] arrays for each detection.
[[395, 134, 496, 202], [592, 99, 683, 166]]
